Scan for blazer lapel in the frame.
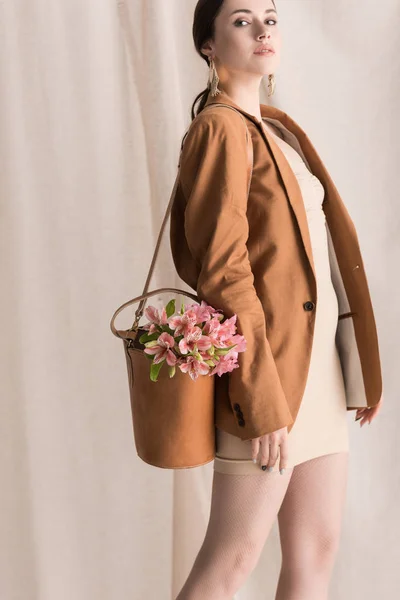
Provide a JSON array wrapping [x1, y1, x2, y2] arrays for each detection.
[[204, 92, 317, 283], [259, 104, 362, 271], [258, 115, 316, 281]]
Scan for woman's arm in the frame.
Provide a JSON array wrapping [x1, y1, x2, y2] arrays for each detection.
[[179, 110, 294, 440]]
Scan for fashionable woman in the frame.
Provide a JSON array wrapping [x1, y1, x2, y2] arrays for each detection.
[[169, 1, 384, 598]]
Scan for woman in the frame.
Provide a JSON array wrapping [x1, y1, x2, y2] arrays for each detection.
[[169, 0, 384, 598]]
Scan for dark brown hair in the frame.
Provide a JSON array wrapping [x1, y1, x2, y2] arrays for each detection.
[[191, 0, 277, 120]]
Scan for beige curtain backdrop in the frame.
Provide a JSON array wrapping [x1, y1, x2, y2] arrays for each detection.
[[1, 0, 399, 598]]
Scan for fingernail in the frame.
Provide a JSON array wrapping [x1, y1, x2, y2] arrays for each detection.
[[252, 458, 257, 463], [280, 468, 285, 475], [261, 465, 267, 471], [355, 416, 362, 421]]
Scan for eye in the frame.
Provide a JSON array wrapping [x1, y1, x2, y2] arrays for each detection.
[[233, 18, 278, 27]]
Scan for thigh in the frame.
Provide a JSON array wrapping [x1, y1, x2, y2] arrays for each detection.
[[175, 469, 295, 600], [277, 452, 349, 559], [204, 468, 294, 558]]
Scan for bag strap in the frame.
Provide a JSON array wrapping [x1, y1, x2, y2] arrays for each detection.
[[110, 103, 254, 339]]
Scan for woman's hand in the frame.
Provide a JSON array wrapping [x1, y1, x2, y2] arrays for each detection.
[[355, 392, 384, 426], [251, 426, 289, 473]]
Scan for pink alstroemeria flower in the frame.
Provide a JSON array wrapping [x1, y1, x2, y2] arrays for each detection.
[[178, 326, 212, 355], [209, 354, 240, 376], [223, 333, 247, 354], [179, 355, 211, 381], [217, 315, 238, 342], [202, 316, 223, 345], [168, 308, 198, 337], [186, 300, 222, 324], [143, 332, 177, 365], [142, 305, 169, 334], [203, 316, 246, 353]]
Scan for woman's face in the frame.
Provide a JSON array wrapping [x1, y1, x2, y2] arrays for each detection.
[[202, 0, 281, 79]]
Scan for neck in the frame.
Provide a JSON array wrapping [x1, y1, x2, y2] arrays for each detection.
[[217, 79, 265, 122]]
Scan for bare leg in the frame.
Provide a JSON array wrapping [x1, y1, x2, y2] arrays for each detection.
[[275, 452, 349, 600], [175, 467, 294, 600]]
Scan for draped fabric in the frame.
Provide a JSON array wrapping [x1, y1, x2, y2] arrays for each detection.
[[0, 0, 398, 598]]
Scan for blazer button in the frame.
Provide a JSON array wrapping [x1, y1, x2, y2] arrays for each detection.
[[303, 301, 315, 311], [238, 418, 246, 427], [233, 403, 241, 412]]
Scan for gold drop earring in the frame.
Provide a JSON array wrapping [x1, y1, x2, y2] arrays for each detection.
[[208, 56, 222, 97], [267, 73, 276, 97]]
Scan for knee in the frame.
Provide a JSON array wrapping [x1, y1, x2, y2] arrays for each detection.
[[233, 543, 260, 574], [304, 532, 341, 572], [221, 540, 261, 592], [316, 530, 340, 565], [283, 531, 340, 575]]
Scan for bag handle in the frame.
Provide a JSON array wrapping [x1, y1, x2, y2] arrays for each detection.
[[110, 104, 254, 339]]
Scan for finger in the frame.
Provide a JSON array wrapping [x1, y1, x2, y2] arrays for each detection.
[[251, 438, 261, 463], [355, 408, 367, 420], [267, 438, 279, 469], [259, 439, 271, 470], [279, 439, 289, 473]]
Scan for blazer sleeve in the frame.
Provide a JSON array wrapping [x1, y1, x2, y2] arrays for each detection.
[[178, 110, 294, 439]]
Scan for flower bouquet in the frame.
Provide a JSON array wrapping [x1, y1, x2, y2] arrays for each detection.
[[140, 298, 247, 382]]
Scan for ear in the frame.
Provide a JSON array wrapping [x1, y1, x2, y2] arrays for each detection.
[[201, 40, 214, 59]]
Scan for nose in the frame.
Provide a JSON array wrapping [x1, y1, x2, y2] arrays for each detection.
[[257, 28, 271, 40]]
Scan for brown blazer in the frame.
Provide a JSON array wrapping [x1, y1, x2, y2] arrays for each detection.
[[169, 90, 382, 441]]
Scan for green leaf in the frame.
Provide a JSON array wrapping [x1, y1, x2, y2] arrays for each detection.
[[162, 325, 176, 336], [139, 331, 160, 344], [150, 360, 165, 382], [165, 299, 176, 319], [168, 365, 176, 378], [214, 344, 237, 356]]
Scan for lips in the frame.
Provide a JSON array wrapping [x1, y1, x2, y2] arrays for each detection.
[[254, 44, 275, 55]]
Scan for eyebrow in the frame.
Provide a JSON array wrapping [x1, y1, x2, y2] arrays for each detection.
[[230, 8, 277, 16]]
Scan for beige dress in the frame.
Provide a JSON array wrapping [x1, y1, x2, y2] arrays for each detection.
[[213, 117, 349, 475]]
